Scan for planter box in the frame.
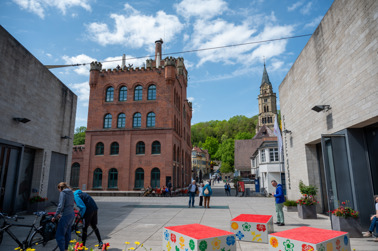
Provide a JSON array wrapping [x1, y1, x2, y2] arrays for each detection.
[[230, 214, 274, 243], [284, 205, 298, 212], [297, 204, 317, 219], [331, 215, 362, 238]]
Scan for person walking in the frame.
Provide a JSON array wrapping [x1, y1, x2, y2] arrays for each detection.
[[234, 181, 239, 197], [167, 181, 172, 197], [203, 181, 213, 208], [226, 183, 231, 196], [52, 182, 75, 251], [198, 183, 204, 207], [363, 195, 378, 241], [187, 180, 198, 208], [74, 189, 103, 248], [271, 180, 285, 226]]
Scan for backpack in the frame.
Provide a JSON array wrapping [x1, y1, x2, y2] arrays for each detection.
[[204, 187, 209, 195], [40, 214, 57, 242]]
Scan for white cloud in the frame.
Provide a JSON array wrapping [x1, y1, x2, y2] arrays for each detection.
[[287, 1, 303, 12], [271, 60, 284, 71], [87, 4, 183, 50], [304, 15, 323, 28], [13, 0, 91, 19], [69, 81, 90, 105], [62, 54, 96, 76], [102, 55, 146, 69], [300, 2, 313, 15], [175, 0, 228, 20]]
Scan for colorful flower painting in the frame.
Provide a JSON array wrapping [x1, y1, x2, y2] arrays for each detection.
[[251, 231, 262, 242], [283, 239, 295, 251], [256, 224, 266, 232], [164, 230, 169, 241], [189, 239, 195, 250], [167, 241, 172, 251], [270, 237, 278, 248], [242, 222, 251, 231], [175, 246, 180, 251], [301, 244, 314, 251], [326, 242, 333, 251], [171, 233, 176, 243], [236, 230, 245, 240], [199, 240, 207, 251], [231, 222, 238, 230], [336, 239, 341, 251], [318, 244, 325, 251], [344, 235, 348, 246], [211, 237, 221, 250], [226, 236, 235, 246]]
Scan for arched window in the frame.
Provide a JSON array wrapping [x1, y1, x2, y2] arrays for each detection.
[[266, 106, 269, 112], [173, 145, 176, 161], [108, 168, 118, 188], [136, 141, 145, 155], [93, 168, 102, 188], [104, 113, 112, 128], [134, 85, 143, 101], [133, 113, 141, 128], [95, 142, 104, 155], [152, 141, 161, 154], [119, 86, 127, 101], [110, 142, 119, 155], [147, 85, 156, 100], [151, 168, 160, 188], [147, 112, 155, 127], [70, 163, 80, 188], [135, 168, 144, 189], [117, 113, 126, 128], [264, 106, 266, 112], [106, 87, 114, 102]]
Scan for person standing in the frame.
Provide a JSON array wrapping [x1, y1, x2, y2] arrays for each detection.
[[363, 195, 378, 241], [167, 181, 172, 197], [74, 189, 103, 248], [226, 183, 231, 196], [203, 181, 213, 208], [187, 180, 198, 208], [198, 183, 204, 207], [234, 181, 239, 197], [52, 182, 75, 251], [271, 180, 285, 226]]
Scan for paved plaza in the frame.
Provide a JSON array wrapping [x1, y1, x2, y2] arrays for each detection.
[[2, 182, 376, 250]]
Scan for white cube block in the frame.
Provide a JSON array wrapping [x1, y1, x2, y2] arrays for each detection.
[[230, 214, 274, 243], [268, 226, 351, 251], [163, 223, 236, 251]]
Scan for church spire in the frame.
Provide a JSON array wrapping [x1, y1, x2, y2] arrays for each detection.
[[261, 62, 272, 86]]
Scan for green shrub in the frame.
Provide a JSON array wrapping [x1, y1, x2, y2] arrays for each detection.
[[283, 200, 297, 207], [299, 180, 317, 196]]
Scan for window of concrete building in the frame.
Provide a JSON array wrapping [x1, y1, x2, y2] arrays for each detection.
[[261, 149, 266, 163], [151, 167, 160, 188], [95, 142, 104, 155], [93, 168, 102, 188], [269, 148, 279, 162], [133, 113, 141, 128], [110, 142, 119, 155], [106, 87, 114, 102], [119, 86, 127, 101], [152, 141, 161, 154], [147, 112, 155, 127], [108, 168, 118, 189], [134, 85, 143, 101], [136, 141, 145, 155], [262, 118, 266, 124], [104, 113, 112, 128], [135, 168, 144, 189], [117, 113, 126, 128], [148, 85, 156, 100], [70, 162, 80, 188]]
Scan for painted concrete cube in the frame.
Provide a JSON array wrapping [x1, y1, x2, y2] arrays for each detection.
[[268, 226, 351, 251], [162, 223, 236, 251], [230, 214, 274, 243]]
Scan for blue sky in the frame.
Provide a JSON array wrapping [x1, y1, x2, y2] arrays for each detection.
[[1, 0, 334, 129]]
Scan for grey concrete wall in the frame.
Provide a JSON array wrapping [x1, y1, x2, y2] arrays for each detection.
[[0, 26, 77, 197], [278, 0, 378, 200]]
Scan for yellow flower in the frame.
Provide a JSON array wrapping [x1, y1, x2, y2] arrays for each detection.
[[125, 242, 130, 244], [95, 244, 99, 247], [231, 222, 238, 230], [15, 248, 21, 250], [76, 231, 81, 234], [128, 248, 135, 250], [135, 241, 140, 245], [70, 239, 77, 243]]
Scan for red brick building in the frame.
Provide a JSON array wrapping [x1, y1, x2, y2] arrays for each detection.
[[72, 40, 192, 191]]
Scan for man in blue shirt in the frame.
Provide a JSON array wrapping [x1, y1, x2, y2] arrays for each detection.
[[271, 180, 285, 226], [187, 180, 198, 208]]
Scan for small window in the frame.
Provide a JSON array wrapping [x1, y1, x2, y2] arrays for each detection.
[[110, 142, 119, 155], [136, 141, 145, 155], [119, 86, 127, 101], [95, 142, 104, 155], [108, 168, 118, 188], [134, 85, 143, 101], [93, 168, 102, 188], [147, 85, 156, 100], [152, 141, 161, 154], [133, 113, 141, 128], [106, 87, 114, 102], [261, 150, 266, 163], [269, 148, 279, 162], [147, 112, 155, 127], [117, 113, 126, 128], [104, 113, 112, 128]]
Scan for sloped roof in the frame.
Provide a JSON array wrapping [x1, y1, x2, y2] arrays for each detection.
[[261, 63, 272, 86]]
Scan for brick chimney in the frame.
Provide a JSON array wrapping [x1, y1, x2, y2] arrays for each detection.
[[155, 39, 163, 67]]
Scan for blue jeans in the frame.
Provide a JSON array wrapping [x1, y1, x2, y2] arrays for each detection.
[[56, 212, 75, 251], [188, 192, 195, 207], [369, 216, 378, 234]]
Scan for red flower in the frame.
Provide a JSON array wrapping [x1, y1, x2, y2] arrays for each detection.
[[302, 244, 314, 251], [171, 233, 176, 243], [342, 202, 346, 205], [102, 242, 110, 251], [256, 224, 266, 232]]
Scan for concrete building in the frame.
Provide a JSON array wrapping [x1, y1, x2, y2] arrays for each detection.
[[191, 146, 210, 182], [72, 40, 192, 191], [279, 0, 378, 229], [0, 26, 77, 213]]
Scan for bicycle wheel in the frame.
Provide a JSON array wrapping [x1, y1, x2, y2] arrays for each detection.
[[29, 230, 44, 248], [73, 219, 84, 238]]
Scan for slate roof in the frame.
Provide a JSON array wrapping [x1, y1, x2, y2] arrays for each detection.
[[261, 63, 272, 86]]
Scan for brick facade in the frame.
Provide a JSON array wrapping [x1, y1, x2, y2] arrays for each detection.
[[73, 40, 192, 191]]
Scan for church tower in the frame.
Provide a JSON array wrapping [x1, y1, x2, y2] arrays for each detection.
[[256, 63, 277, 133]]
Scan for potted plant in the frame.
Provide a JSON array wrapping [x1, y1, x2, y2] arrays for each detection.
[[283, 200, 298, 212], [28, 194, 48, 213], [296, 180, 318, 219], [330, 201, 362, 238]]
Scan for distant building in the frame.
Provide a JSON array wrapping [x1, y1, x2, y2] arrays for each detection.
[[0, 26, 77, 213], [72, 39, 192, 191], [279, 0, 377, 229], [191, 147, 210, 182]]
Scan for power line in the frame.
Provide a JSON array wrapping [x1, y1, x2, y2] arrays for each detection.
[[46, 34, 312, 69]]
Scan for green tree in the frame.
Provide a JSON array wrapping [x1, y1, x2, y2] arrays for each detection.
[[235, 131, 253, 140], [220, 162, 233, 173], [202, 136, 219, 158], [215, 138, 235, 172], [73, 126, 86, 145]]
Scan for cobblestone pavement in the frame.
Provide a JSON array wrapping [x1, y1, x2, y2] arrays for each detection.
[[2, 182, 376, 250]]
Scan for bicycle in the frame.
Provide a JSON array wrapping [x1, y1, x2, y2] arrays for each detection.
[[0, 211, 58, 250]]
